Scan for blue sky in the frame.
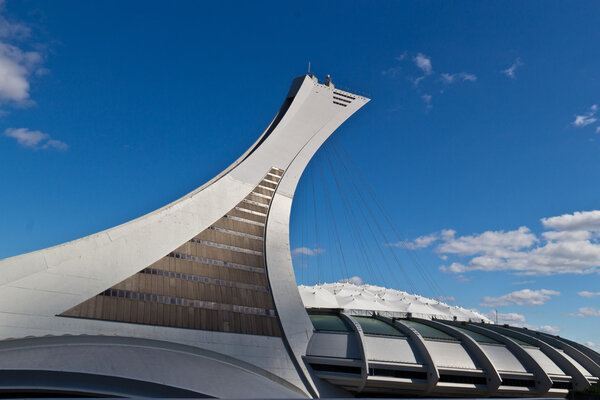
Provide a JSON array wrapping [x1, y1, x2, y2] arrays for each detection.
[[0, 1, 599, 347]]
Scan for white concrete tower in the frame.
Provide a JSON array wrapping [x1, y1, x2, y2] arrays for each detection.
[[0, 74, 369, 398]]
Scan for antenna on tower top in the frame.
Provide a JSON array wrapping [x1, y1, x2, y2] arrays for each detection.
[[308, 61, 311, 74]]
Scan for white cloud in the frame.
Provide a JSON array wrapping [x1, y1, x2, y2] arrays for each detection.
[[381, 66, 402, 77], [390, 233, 438, 249], [542, 230, 592, 241], [414, 53, 432, 75], [578, 291, 600, 298], [438, 210, 600, 276], [541, 210, 600, 231], [534, 325, 561, 334], [395, 52, 408, 62], [338, 276, 363, 285], [596, 126, 600, 134], [586, 341, 600, 349], [0, 1, 31, 40], [573, 116, 597, 127], [512, 280, 536, 285], [383, 53, 476, 105], [0, 3, 46, 106], [291, 247, 325, 256], [502, 58, 523, 79], [0, 41, 42, 104], [436, 296, 455, 302], [568, 307, 600, 317], [441, 72, 477, 83], [43, 138, 68, 150], [4, 127, 68, 150], [480, 289, 560, 307], [572, 104, 598, 128], [485, 311, 526, 324], [438, 226, 536, 257], [484, 311, 560, 333]]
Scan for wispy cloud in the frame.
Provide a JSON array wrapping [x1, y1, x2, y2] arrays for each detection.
[[586, 341, 600, 349], [414, 53, 433, 76], [483, 310, 560, 334], [512, 280, 536, 285], [291, 247, 325, 256], [502, 58, 523, 79], [567, 307, 600, 317], [381, 52, 408, 76], [0, 2, 60, 151], [389, 233, 438, 249], [421, 93, 432, 106], [390, 229, 454, 250], [579, 291, 600, 298], [382, 52, 477, 109], [4, 128, 68, 150], [534, 325, 561, 334], [441, 72, 477, 84], [0, 2, 47, 106], [485, 311, 526, 324], [572, 104, 598, 128], [338, 276, 363, 285], [480, 289, 560, 307], [436, 296, 455, 302]]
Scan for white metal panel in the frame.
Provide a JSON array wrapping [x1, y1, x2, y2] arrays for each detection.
[[307, 332, 362, 360], [558, 349, 592, 377], [363, 336, 422, 364], [525, 347, 565, 375], [480, 343, 528, 373], [424, 340, 479, 370]]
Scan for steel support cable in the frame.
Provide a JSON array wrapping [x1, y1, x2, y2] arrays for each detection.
[[325, 202, 336, 284], [316, 153, 351, 282], [327, 141, 413, 292], [325, 141, 408, 291], [322, 143, 379, 285], [323, 144, 388, 287], [333, 137, 442, 298], [328, 138, 418, 294], [300, 167, 310, 285], [322, 144, 382, 286], [310, 164, 323, 284], [333, 137, 445, 298], [316, 155, 338, 284], [318, 153, 348, 284]]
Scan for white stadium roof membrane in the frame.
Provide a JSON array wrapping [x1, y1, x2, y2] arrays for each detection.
[[299, 282, 492, 322]]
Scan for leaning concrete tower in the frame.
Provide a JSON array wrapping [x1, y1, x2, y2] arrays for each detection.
[[0, 74, 368, 398], [0, 75, 598, 398]]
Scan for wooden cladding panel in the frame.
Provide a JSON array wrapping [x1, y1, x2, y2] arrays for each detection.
[[259, 180, 278, 190], [253, 187, 274, 197], [212, 217, 264, 237], [65, 296, 280, 335], [195, 229, 263, 252], [228, 209, 266, 224], [246, 193, 271, 205], [239, 202, 269, 214], [60, 169, 282, 337]]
